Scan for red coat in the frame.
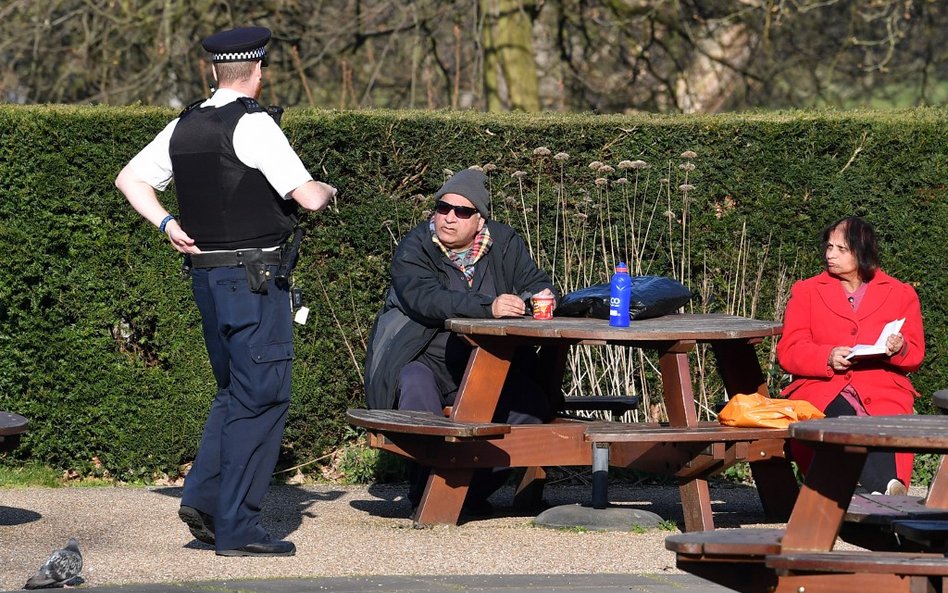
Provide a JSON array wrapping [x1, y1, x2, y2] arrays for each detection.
[[777, 270, 925, 485]]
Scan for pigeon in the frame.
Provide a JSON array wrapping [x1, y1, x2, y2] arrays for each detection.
[[23, 537, 83, 589]]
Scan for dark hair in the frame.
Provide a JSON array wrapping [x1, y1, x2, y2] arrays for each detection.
[[820, 216, 880, 281]]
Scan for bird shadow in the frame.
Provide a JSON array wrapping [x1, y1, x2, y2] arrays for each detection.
[[0, 505, 42, 526], [151, 485, 346, 544]]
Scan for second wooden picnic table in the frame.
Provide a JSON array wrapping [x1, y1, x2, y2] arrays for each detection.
[[667, 414, 948, 593], [350, 313, 798, 529]]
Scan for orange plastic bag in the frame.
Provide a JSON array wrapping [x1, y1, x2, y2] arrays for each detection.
[[717, 392, 825, 429]]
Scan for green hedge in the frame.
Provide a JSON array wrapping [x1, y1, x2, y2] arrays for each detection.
[[0, 105, 945, 481]]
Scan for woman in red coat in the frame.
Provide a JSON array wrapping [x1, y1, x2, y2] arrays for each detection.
[[777, 216, 925, 494]]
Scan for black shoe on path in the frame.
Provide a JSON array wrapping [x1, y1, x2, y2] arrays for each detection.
[[178, 505, 215, 545], [216, 537, 296, 557]]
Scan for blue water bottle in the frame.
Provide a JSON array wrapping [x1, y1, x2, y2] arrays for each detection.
[[609, 262, 631, 327]]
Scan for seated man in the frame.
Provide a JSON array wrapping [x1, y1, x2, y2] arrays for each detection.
[[363, 168, 558, 514]]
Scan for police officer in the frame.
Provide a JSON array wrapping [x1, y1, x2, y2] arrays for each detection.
[[115, 26, 337, 557]]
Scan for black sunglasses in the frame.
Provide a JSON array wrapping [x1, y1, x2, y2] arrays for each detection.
[[434, 200, 479, 219]]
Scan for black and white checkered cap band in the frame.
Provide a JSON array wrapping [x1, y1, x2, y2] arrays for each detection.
[[212, 47, 266, 62]]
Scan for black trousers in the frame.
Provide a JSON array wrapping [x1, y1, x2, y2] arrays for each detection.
[[182, 265, 293, 550], [824, 394, 898, 493]]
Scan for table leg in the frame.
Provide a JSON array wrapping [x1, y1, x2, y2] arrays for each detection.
[[413, 468, 474, 527], [452, 336, 515, 422], [514, 343, 570, 510], [781, 445, 867, 551], [711, 340, 769, 398], [657, 341, 698, 426], [678, 477, 714, 532], [926, 455, 948, 508], [658, 341, 714, 531], [712, 339, 798, 520], [513, 466, 547, 511], [412, 335, 517, 526]]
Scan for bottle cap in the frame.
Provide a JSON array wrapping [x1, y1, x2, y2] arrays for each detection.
[[615, 262, 628, 272]]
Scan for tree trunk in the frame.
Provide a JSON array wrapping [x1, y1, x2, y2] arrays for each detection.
[[480, 0, 541, 112], [675, 22, 755, 114]]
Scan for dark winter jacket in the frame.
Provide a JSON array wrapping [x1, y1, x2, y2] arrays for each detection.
[[363, 220, 556, 409]]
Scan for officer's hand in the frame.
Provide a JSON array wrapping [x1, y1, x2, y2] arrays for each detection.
[[491, 294, 526, 318], [166, 220, 199, 254]]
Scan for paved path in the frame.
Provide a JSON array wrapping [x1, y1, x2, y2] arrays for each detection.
[[1, 481, 788, 592], [27, 574, 732, 593]]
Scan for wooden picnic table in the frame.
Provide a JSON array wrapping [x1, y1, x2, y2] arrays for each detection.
[[667, 414, 948, 593], [782, 415, 948, 547], [349, 313, 798, 529], [0, 411, 28, 453]]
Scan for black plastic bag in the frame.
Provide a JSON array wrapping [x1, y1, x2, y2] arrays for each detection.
[[556, 276, 693, 320]]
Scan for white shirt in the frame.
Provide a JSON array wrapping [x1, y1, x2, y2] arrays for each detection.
[[126, 88, 313, 199]]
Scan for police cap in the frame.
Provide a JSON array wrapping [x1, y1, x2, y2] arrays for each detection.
[[202, 26, 271, 64]]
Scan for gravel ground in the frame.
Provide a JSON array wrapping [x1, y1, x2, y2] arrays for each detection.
[[0, 480, 894, 591]]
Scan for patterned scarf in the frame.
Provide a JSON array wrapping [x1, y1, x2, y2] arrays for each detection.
[[430, 221, 493, 287]]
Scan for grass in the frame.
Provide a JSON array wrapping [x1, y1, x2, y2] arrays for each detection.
[[0, 462, 69, 488]]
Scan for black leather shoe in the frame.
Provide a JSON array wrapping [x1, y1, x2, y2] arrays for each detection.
[[216, 539, 296, 557], [178, 505, 215, 545]]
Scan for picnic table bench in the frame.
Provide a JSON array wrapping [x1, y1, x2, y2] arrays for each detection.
[[0, 411, 28, 453], [666, 414, 948, 593], [350, 314, 798, 530]]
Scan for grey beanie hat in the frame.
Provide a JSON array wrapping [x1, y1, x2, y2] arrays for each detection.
[[434, 169, 489, 219]]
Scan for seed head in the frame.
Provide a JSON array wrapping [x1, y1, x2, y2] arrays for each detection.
[[533, 146, 552, 156], [630, 160, 649, 169], [483, 163, 497, 172], [588, 160, 604, 170], [512, 170, 527, 179], [614, 177, 629, 185], [595, 177, 608, 187], [618, 160, 634, 169], [679, 162, 696, 172], [681, 150, 697, 159], [598, 164, 615, 174], [678, 184, 695, 192], [554, 152, 570, 161]]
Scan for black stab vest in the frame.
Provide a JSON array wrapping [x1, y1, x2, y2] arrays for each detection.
[[169, 99, 297, 250]]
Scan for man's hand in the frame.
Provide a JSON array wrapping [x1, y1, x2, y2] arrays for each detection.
[[165, 220, 199, 254], [290, 180, 337, 211], [827, 346, 853, 371], [491, 293, 527, 318]]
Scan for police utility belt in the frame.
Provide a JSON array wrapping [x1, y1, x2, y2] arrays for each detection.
[[188, 248, 286, 294]]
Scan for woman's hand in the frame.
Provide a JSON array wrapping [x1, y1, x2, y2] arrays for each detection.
[[885, 332, 905, 356], [827, 346, 853, 371]]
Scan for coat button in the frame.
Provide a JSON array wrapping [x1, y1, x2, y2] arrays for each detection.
[[845, 371, 853, 380], [864, 397, 872, 404], [851, 329, 857, 335]]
